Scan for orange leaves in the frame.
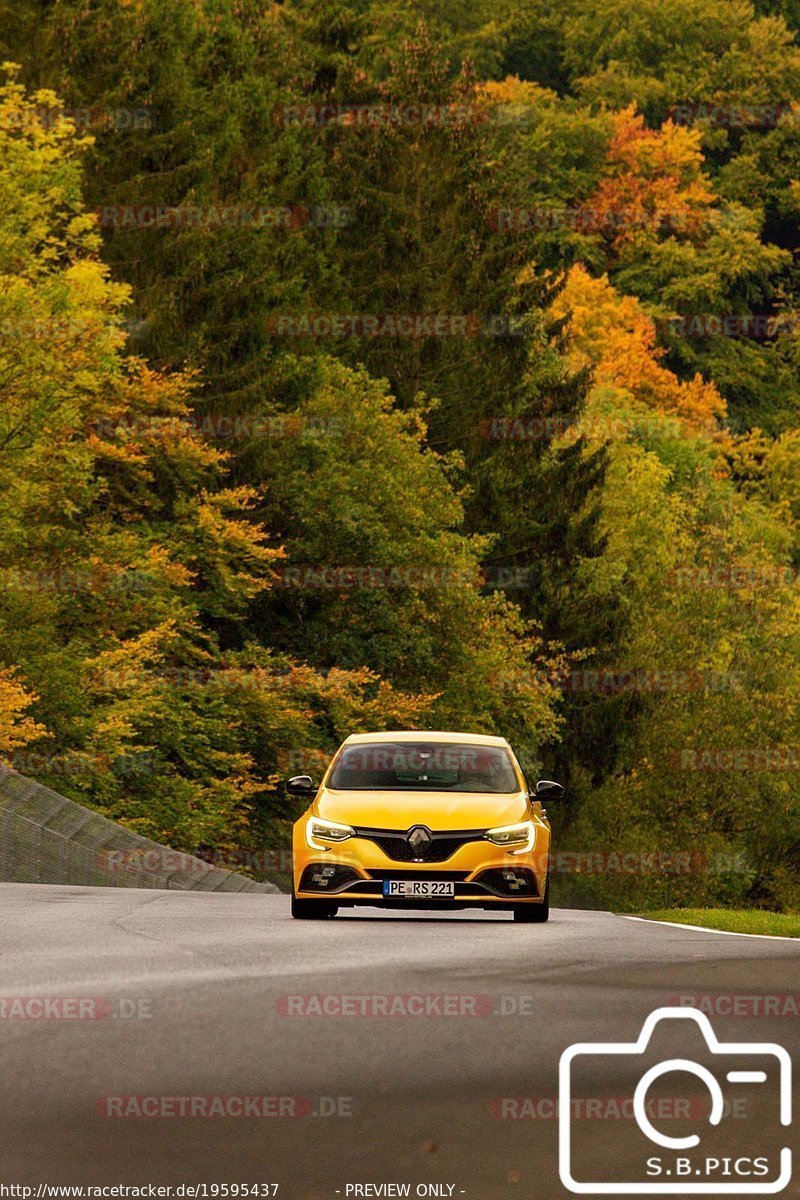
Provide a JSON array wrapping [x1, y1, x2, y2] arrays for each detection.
[[580, 106, 717, 246], [552, 264, 726, 431]]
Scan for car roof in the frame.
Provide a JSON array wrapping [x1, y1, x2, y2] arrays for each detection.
[[342, 730, 509, 748]]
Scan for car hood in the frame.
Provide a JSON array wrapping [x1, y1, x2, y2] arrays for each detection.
[[315, 788, 529, 830]]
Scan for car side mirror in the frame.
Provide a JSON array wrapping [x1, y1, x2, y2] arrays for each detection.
[[535, 779, 564, 802], [286, 774, 317, 798]]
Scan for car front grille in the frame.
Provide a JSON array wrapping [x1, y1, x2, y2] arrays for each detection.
[[364, 869, 471, 882], [352, 826, 488, 863]]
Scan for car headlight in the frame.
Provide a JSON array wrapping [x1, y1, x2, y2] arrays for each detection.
[[306, 817, 355, 851], [484, 821, 536, 854]]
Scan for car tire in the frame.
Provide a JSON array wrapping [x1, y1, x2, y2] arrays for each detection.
[[513, 877, 549, 923], [291, 890, 338, 920]]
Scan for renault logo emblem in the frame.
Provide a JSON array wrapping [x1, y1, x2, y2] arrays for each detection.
[[407, 826, 432, 852]]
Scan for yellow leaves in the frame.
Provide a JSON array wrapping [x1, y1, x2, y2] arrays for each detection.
[[0, 78, 136, 498], [0, 72, 95, 172], [196, 487, 281, 565], [762, 431, 800, 519], [89, 546, 194, 605], [313, 666, 438, 732], [87, 623, 177, 693], [472, 78, 561, 144], [551, 264, 726, 431], [180, 486, 284, 610], [63, 258, 130, 313], [0, 668, 46, 756], [87, 362, 222, 484], [579, 420, 688, 618], [729, 429, 800, 525], [475, 77, 558, 112], [609, 106, 708, 179], [724, 428, 772, 487]]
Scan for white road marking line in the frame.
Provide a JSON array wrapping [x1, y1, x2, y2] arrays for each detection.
[[618, 914, 799, 942]]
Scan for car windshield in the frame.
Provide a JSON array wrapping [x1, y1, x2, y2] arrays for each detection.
[[328, 742, 519, 793]]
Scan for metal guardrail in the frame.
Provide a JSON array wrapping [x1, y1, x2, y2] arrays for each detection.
[[0, 764, 277, 892]]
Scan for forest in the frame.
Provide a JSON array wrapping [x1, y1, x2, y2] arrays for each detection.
[[0, 0, 799, 910]]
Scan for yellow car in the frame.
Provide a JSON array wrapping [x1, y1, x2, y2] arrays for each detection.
[[289, 731, 562, 923]]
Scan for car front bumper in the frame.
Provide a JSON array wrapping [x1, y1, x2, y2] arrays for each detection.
[[292, 825, 550, 909]]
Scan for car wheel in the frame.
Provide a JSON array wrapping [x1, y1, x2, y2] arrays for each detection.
[[291, 891, 338, 920], [513, 877, 549, 923]]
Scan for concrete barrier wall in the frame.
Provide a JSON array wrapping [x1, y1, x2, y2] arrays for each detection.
[[0, 765, 277, 892]]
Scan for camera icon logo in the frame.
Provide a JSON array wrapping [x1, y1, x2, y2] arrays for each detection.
[[559, 1007, 792, 1194]]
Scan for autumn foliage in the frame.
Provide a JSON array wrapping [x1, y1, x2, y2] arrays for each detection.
[[551, 264, 727, 431], [1, 0, 799, 909]]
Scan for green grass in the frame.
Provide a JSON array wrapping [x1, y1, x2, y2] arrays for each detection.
[[637, 908, 800, 937]]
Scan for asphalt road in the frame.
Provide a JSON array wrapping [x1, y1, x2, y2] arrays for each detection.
[[1, 884, 798, 1197]]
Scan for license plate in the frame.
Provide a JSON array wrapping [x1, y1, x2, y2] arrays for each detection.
[[382, 880, 455, 898]]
